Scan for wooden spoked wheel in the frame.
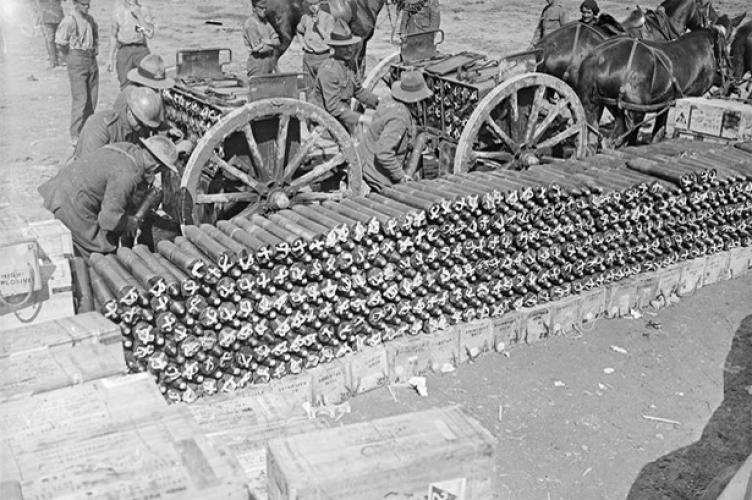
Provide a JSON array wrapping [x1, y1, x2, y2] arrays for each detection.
[[454, 72, 588, 173], [351, 50, 401, 111], [179, 98, 361, 225]]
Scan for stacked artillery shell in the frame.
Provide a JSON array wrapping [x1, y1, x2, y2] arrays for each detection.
[[90, 140, 752, 403]]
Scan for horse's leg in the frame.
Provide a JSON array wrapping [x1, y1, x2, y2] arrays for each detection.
[[624, 111, 644, 145], [651, 110, 668, 142]]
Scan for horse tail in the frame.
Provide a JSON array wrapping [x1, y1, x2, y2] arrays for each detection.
[[577, 53, 604, 125]]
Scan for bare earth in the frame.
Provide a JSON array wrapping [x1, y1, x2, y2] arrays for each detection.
[[1, 0, 750, 498]]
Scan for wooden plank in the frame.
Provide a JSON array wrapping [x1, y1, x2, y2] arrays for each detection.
[[266, 406, 497, 499]]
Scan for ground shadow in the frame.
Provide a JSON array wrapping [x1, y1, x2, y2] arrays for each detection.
[[626, 314, 752, 499]]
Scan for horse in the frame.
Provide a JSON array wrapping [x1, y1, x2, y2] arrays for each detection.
[[576, 14, 745, 147], [264, 0, 389, 74], [729, 20, 752, 98], [533, 0, 714, 88]]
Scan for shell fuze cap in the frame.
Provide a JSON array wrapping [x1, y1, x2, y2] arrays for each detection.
[[141, 136, 178, 174], [127, 54, 175, 90], [326, 19, 362, 46], [126, 87, 164, 128], [580, 0, 599, 14], [391, 70, 433, 103]]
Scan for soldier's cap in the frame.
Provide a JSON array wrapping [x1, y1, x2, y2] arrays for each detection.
[[127, 54, 175, 90], [326, 19, 361, 46], [306, 0, 321, 4], [74, 0, 90, 5], [391, 69, 433, 103], [140, 136, 178, 174], [251, 0, 267, 7]]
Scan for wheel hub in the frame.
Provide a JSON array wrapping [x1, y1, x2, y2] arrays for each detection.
[[268, 189, 291, 210], [518, 151, 540, 167]]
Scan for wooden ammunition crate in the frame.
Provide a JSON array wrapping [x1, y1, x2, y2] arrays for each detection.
[[0, 312, 125, 400], [670, 98, 752, 142], [191, 387, 329, 500], [0, 373, 248, 500], [266, 406, 497, 499], [0, 205, 75, 331]]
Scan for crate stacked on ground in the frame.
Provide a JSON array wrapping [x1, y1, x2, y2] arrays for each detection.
[[87, 140, 752, 403]]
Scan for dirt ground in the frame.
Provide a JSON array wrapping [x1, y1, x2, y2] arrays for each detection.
[[1, 0, 751, 498]]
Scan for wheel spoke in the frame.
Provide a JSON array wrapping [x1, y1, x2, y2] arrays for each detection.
[[274, 113, 290, 180], [535, 124, 582, 151], [196, 192, 258, 204], [283, 124, 326, 181], [214, 153, 266, 193], [509, 91, 519, 122], [531, 97, 570, 145], [484, 117, 519, 153], [524, 85, 546, 144], [288, 152, 345, 191], [242, 123, 270, 180]]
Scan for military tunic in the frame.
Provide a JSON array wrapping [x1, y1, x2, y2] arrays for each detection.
[[73, 106, 146, 160], [297, 10, 334, 89], [243, 14, 280, 77], [399, 0, 441, 37], [358, 97, 416, 190], [39, 143, 149, 256], [531, 0, 568, 44], [312, 58, 379, 132]]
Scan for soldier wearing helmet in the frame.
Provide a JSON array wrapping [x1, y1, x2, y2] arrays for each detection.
[[72, 86, 163, 160], [39, 136, 177, 257]]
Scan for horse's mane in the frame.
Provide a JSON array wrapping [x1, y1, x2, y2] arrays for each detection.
[[659, 0, 689, 15], [730, 20, 752, 76]]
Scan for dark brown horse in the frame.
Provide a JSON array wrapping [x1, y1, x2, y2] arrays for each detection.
[[577, 14, 744, 146], [534, 0, 714, 88], [264, 0, 388, 72]]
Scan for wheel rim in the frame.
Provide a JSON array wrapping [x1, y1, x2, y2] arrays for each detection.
[[179, 98, 360, 225], [454, 72, 588, 173]]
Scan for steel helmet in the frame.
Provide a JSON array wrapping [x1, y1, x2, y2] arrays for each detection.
[[126, 87, 163, 128], [140, 136, 178, 173]]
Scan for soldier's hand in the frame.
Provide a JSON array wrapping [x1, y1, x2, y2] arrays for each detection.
[[123, 216, 140, 238], [357, 114, 372, 127]]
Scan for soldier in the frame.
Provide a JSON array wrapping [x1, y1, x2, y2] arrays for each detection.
[[107, 0, 154, 88], [38, 0, 64, 68], [296, 0, 334, 90], [112, 54, 175, 109], [397, 0, 440, 39], [579, 0, 599, 25], [531, 0, 568, 45], [39, 136, 177, 258], [359, 70, 432, 191], [311, 19, 379, 132], [55, 0, 99, 145], [73, 86, 163, 160], [243, 0, 280, 77]]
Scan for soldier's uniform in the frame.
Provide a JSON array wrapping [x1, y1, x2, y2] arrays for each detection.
[[38, 0, 64, 67], [531, 0, 568, 45], [243, 3, 280, 77], [297, 0, 334, 90], [359, 69, 432, 191], [312, 58, 379, 132], [55, 1, 99, 142], [39, 143, 153, 256], [110, 0, 154, 88], [73, 108, 144, 160], [398, 0, 441, 38], [359, 98, 416, 190]]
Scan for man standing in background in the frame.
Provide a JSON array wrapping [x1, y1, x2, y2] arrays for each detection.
[[243, 0, 280, 77], [397, 0, 440, 39], [296, 0, 334, 90], [530, 0, 568, 45], [108, 0, 154, 88], [56, 0, 99, 146], [37, 0, 64, 68]]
